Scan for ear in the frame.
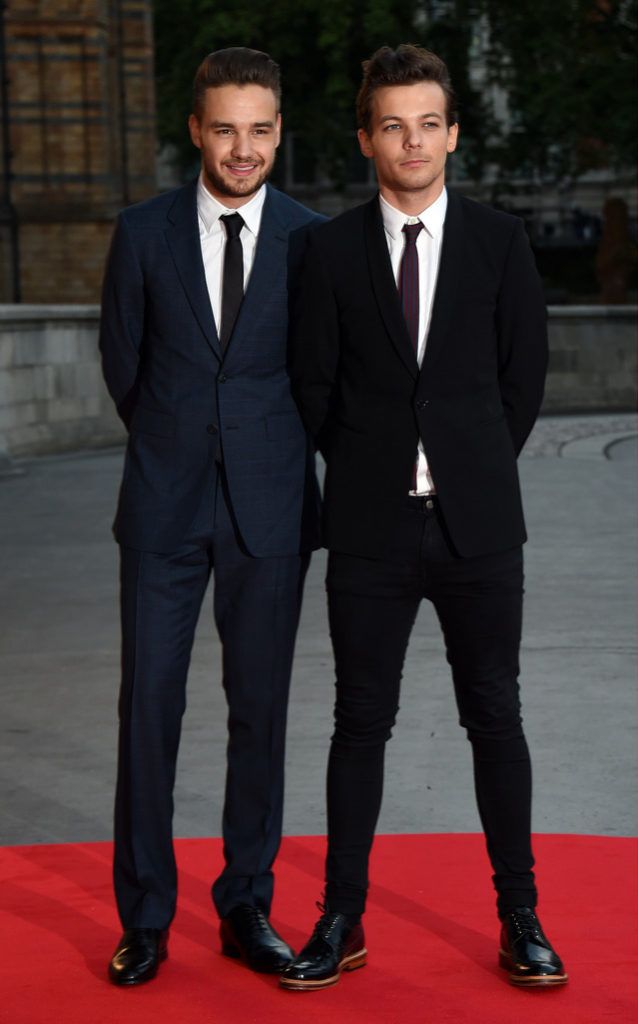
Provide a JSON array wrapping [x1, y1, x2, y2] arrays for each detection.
[[274, 112, 282, 149], [446, 122, 459, 154], [188, 113, 202, 150], [358, 128, 374, 159]]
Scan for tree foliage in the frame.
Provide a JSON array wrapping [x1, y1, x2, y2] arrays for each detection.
[[153, 0, 636, 186], [479, 0, 637, 184], [153, 0, 489, 183]]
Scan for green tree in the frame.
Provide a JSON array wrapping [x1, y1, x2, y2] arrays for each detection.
[[418, 1, 493, 180], [479, 0, 637, 184], [153, 0, 406, 180], [153, 0, 486, 185], [153, 0, 635, 188]]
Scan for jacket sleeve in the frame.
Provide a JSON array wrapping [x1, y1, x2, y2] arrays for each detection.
[[289, 231, 340, 454], [98, 214, 145, 430], [496, 220, 549, 455]]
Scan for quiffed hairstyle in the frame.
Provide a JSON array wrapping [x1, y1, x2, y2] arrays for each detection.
[[193, 47, 281, 118], [356, 44, 458, 133]]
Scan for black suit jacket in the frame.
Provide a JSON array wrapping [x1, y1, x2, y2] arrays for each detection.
[[290, 190, 548, 559], [99, 181, 323, 556]]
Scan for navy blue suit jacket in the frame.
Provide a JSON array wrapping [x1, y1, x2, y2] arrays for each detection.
[[99, 181, 323, 556]]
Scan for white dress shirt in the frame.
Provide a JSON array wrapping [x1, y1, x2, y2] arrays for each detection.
[[379, 188, 448, 494], [196, 174, 267, 336]]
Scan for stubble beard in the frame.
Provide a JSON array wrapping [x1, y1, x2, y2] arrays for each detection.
[[203, 159, 272, 202]]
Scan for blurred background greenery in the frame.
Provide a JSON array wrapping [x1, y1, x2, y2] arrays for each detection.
[[1, 0, 634, 303], [154, 0, 636, 190], [153, 0, 637, 302]]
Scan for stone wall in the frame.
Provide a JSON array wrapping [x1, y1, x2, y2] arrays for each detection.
[[0, 305, 122, 456], [0, 304, 635, 459], [543, 306, 637, 412]]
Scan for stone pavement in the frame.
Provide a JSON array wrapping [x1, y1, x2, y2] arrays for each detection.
[[1, 414, 636, 847]]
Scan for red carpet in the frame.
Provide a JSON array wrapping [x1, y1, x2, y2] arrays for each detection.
[[0, 834, 635, 1024]]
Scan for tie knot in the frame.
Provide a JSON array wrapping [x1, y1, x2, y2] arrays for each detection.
[[402, 221, 423, 244], [221, 212, 244, 239]]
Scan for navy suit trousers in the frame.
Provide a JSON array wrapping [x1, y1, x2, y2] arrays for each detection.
[[114, 467, 309, 928]]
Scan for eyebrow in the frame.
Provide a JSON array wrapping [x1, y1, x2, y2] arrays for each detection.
[[210, 120, 275, 129], [379, 111, 443, 123]]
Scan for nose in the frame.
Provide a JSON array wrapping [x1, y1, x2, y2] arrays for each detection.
[[404, 127, 423, 149], [230, 133, 254, 158]]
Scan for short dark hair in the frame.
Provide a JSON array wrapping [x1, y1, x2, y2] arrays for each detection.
[[356, 44, 457, 133], [193, 47, 281, 119]]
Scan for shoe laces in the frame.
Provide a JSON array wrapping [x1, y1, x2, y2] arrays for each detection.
[[237, 905, 269, 931], [312, 899, 342, 939], [508, 907, 546, 945]]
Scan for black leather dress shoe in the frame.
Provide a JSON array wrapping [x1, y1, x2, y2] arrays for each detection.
[[220, 905, 295, 973], [499, 907, 568, 986], [279, 909, 367, 990], [108, 928, 168, 986]]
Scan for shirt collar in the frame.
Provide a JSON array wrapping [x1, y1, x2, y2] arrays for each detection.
[[379, 187, 448, 241], [196, 174, 267, 236]]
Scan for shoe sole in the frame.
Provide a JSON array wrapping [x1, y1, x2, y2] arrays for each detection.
[[279, 948, 368, 991], [499, 950, 568, 987]]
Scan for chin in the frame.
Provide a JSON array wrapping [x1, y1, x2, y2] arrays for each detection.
[[208, 169, 269, 200], [225, 180, 260, 196], [396, 174, 438, 192]]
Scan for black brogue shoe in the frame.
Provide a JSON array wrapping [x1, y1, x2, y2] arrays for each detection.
[[220, 905, 295, 973], [280, 908, 367, 990], [499, 907, 568, 986], [108, 927, 168, 986]]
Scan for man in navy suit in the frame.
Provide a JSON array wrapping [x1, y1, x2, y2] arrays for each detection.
[[100, 47, 322, 986], [281, 45, 567, 991]]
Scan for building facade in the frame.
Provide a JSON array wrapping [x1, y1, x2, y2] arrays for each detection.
[[0, 0, 156, 303]]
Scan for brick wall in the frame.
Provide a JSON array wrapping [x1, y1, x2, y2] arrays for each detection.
[[1, 0, 157, 303]]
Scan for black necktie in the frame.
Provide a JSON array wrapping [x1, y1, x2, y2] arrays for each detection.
[[398, 221, 423, 353], [220, 213, 245, 350]]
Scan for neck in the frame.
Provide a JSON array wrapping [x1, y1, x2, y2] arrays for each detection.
[[380, 179, 445, 217]]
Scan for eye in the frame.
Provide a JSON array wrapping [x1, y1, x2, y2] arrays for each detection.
[[383, 123, 401, 132], [423, 121, 440, 129]]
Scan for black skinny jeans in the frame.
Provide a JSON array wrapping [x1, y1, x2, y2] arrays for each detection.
[[324, 497, 536, 919]]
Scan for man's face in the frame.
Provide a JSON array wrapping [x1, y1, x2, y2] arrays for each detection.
[[188, 84, 281, 206], [358, 82, 458, 205]]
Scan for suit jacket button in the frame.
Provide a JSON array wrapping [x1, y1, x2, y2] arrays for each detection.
[[416, 399, 429, 409], [218, 373, 227, 383], [206, 424, 218, 435]]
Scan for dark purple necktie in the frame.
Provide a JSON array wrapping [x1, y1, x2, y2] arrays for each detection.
[[398, 221, 423, 490], [398, 221, 423, 352]]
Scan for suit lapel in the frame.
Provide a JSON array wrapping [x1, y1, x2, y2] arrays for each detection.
[[165, 181, 221, 359], [364, 197, 418, 380], [418, 188, 464, 380], [224, 185, 288, 358]]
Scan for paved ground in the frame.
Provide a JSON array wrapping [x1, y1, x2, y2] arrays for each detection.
[[1, 413, 636, 847]]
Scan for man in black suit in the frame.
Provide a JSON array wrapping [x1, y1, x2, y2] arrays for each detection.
[[99, 48, 322, 985], [280, 45, 567, 991]]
